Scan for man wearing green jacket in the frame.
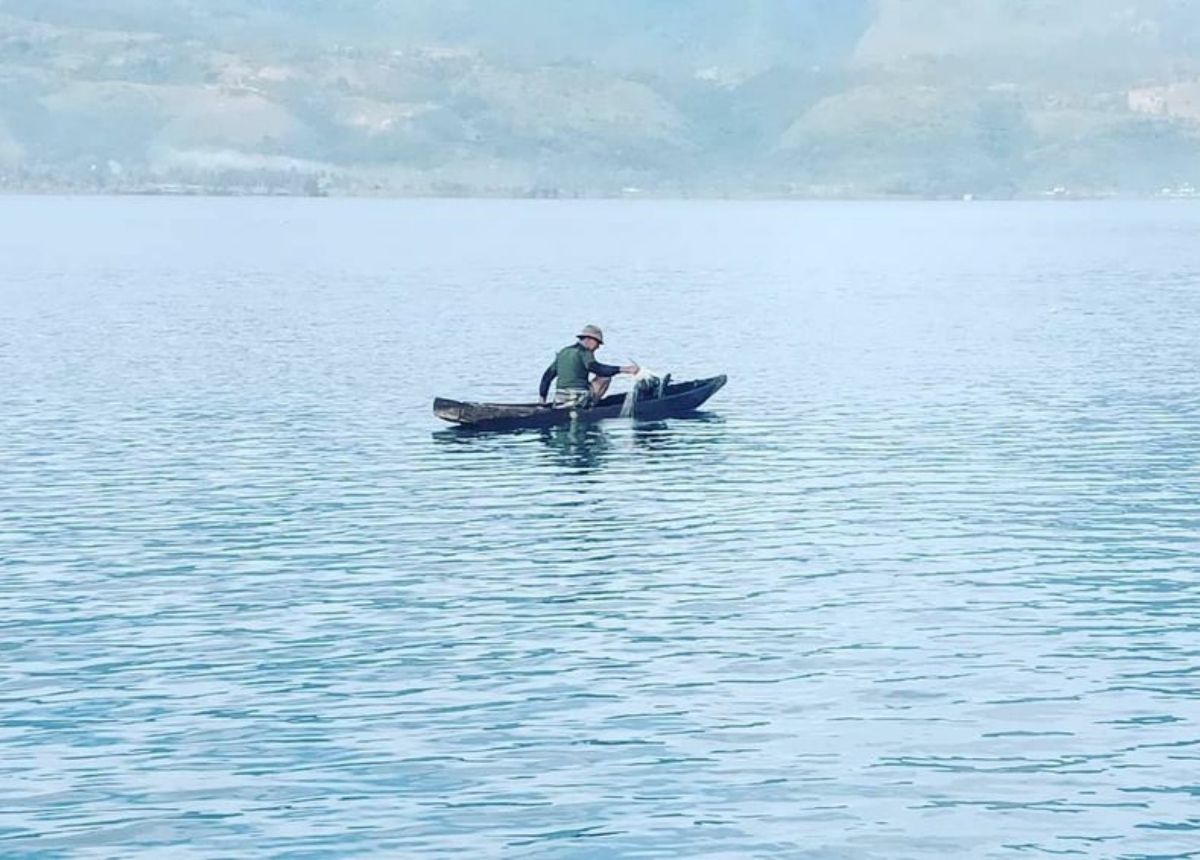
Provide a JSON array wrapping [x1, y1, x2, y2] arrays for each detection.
[[539, 325, 639, 408]]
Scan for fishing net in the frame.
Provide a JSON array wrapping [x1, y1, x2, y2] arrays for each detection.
[[620, 369, 667, 418]]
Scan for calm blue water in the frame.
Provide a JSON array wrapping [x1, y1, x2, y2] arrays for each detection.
[[2, 198, 1199, 858]]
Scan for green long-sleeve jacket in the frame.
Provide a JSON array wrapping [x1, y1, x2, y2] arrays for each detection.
[[539, 342, 621, 399]]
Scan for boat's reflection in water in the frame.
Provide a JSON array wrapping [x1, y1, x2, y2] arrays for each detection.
[[546, 413, 728, 473], [535, 422, 611, 473], [432, 412, 726, 476]]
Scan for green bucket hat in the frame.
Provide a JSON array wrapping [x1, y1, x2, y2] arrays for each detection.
[[578, 324, 604, 344]]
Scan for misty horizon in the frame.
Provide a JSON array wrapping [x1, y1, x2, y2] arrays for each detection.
[[1, 1, 1199, 198]]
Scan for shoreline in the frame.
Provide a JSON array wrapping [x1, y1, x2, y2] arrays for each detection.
[[1, 188, 1198, 202]]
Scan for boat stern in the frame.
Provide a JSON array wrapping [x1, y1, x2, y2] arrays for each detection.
[[433, 398, 470, 424]]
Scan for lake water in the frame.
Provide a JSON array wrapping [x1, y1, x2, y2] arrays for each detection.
[[2, 197, 1198, 858]]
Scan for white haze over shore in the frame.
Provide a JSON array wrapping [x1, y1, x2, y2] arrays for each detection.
[[1, 1, 1198, 197]]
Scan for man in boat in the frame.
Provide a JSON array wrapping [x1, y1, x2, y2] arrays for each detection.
[[539, 325, 639, 408]]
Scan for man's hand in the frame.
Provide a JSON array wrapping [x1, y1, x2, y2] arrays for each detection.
[[623, 362, 640, 376]]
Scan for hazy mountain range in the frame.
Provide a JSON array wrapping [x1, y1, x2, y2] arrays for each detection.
[[1, 0, 1199, 197]]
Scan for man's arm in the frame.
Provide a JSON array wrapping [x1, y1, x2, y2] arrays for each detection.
[[586, 357, 639, 377], [538, 362, 557, 402]]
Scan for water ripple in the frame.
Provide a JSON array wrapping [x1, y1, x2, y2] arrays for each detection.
[[2, 198, 1199, 857]]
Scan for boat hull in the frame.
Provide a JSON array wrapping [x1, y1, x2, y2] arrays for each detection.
[[434, 375, 727, 430]]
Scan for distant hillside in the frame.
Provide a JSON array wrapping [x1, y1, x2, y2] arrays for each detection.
[[0, 0, 1198, 197]]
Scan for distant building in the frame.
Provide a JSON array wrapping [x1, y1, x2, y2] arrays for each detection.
[[1128, 82, 1200, 121]]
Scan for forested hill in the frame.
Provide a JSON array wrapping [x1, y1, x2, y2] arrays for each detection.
[[1, 0, 1198, 197]]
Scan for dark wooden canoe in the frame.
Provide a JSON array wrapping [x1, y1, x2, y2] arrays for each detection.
[[434, 374, 727, 430]]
